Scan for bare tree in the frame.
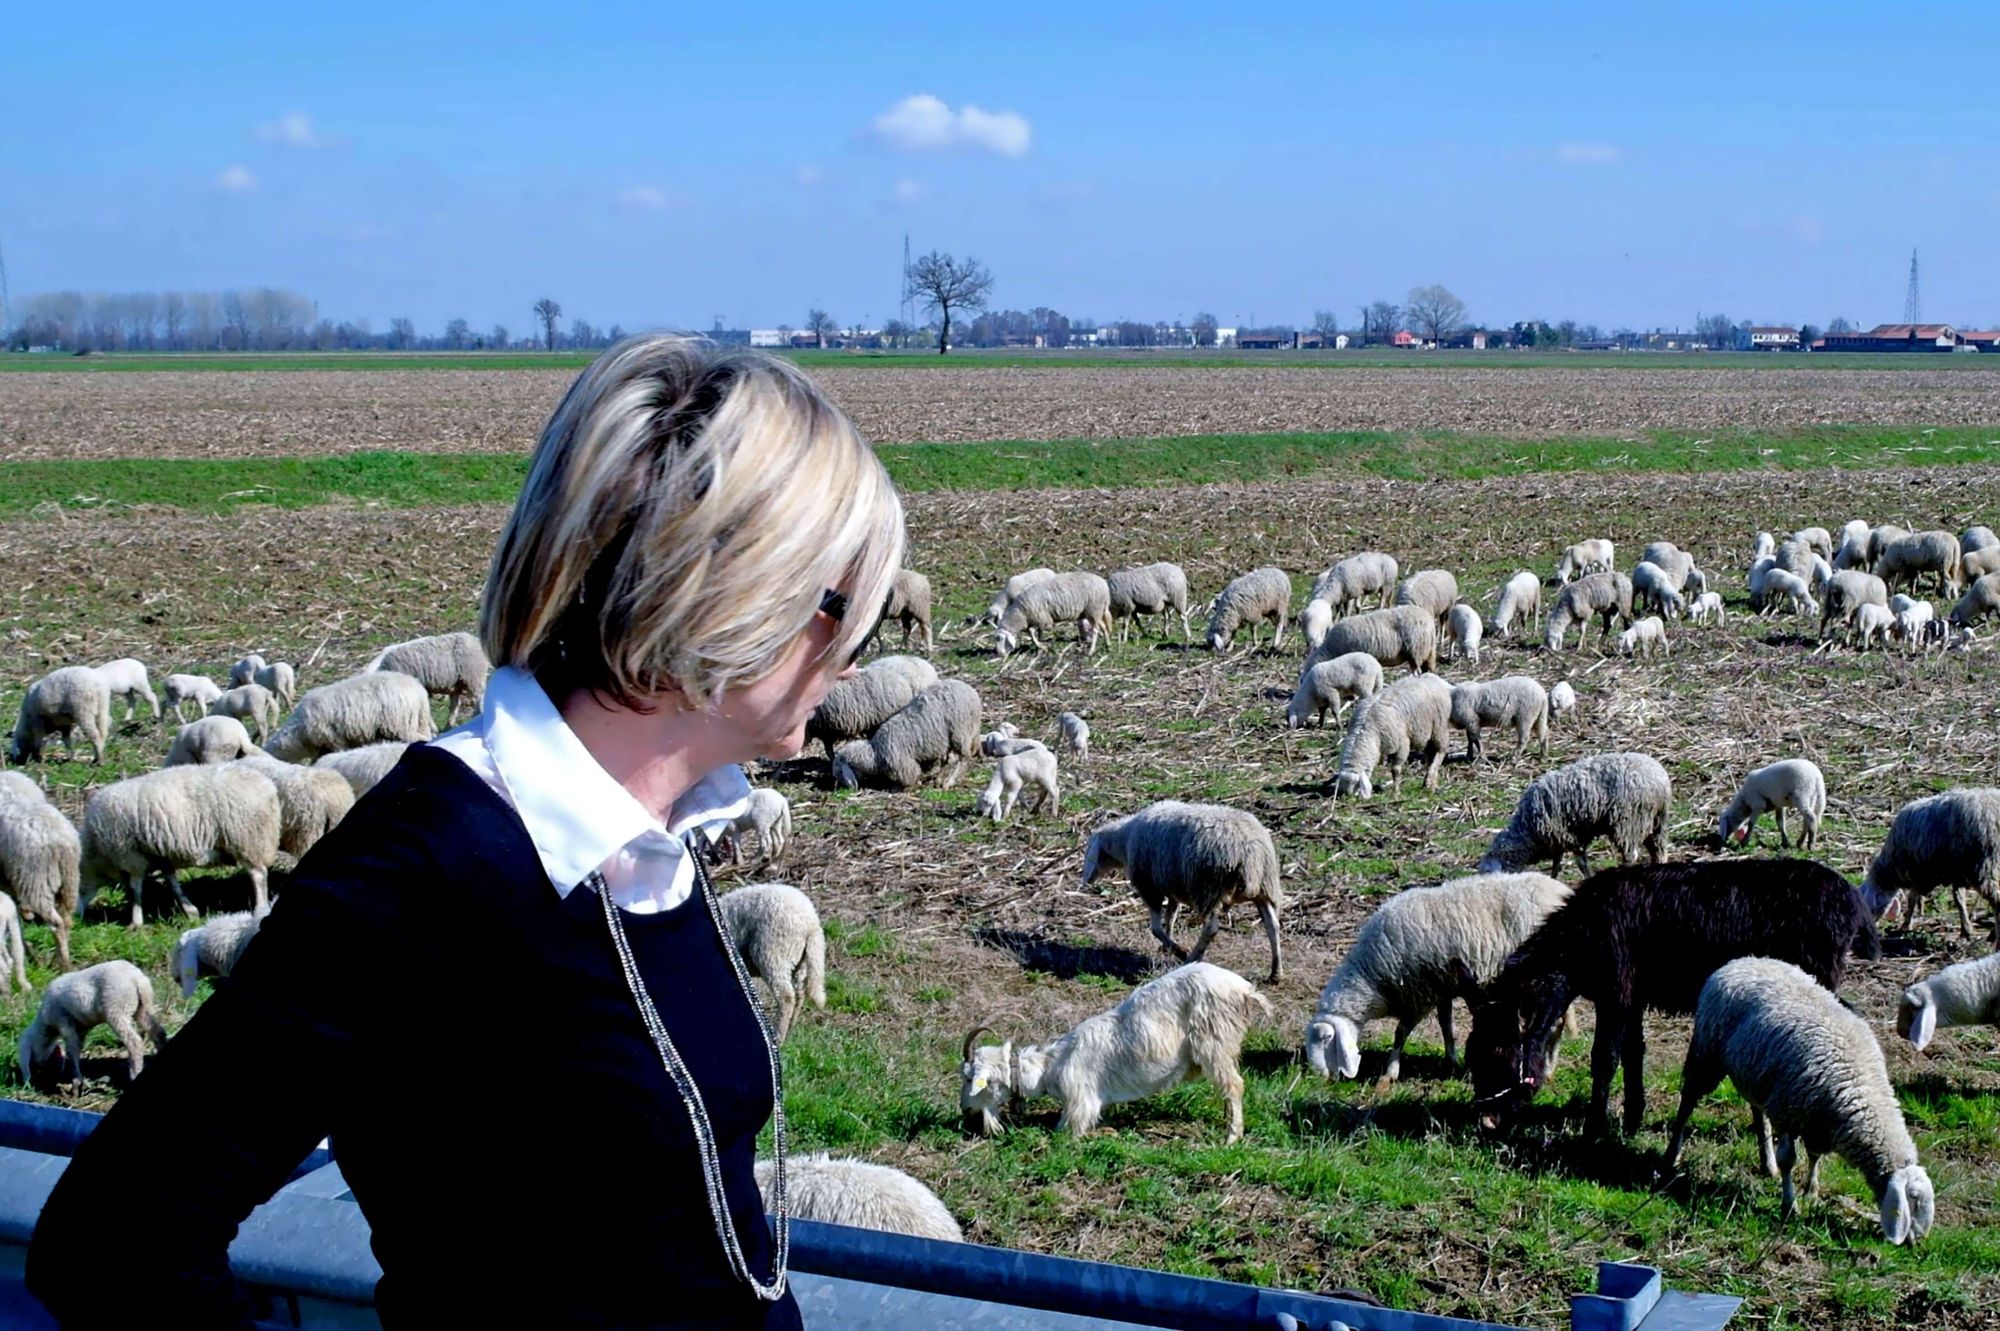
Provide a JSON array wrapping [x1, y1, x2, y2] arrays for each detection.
[[1310, 309, 1340, 343], [533, 297, 562, 352], [907, 250, 994, 354], [444, 318, 470, 350], [162, 292, 186, 350], [1191, 312, 1219, 348], [1405, 285, 1466, 345], [389, 317, 416, 350], [1827, 316, 1854, 334], [491, 324, 510, 350], [1364, 301, 1402, 346], [881, 318, 911, 349], [806, 308, 838, 349]]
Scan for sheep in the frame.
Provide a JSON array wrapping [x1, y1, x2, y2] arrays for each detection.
[[1447, 676, 1550, 761], [265, 671, 436, 763], [208, 683, 280, 744], [1753, 531, 1777, 561], [1393, 570, 1459, 626], [1491, 571, 1542, 638], [1548, 680, 1578, 724], [163, 716, 264, 767], [880, 569, 935, 655], [1684, 566, 1709, 600], [805, 656, 937, 762], [90, 658, 158, 723], [1689, 591, 1725, 625], [716, 882, 826, 1042], [365, 631, 491, 725], [1898, 950, 2000, 1052], [1105, 562, 1191, 643], [1818, 568, 1889, 633], [1478, 752, 1670, 878], [1081, 801, 1284, 981], [1285, 653, 1382, 729], [1849, 602, 1895, 650], [1445, 603, 1483, 663], [78, 764, 283, 923], [1542, 572, 1633, 651], [1305, 872, 1571, 1083], [238, 755, 357, 860], [1205, 567, 1292, 651], [1875, 529, 1963, 598], [18, 960, 169, 1085], [1716, 758, 1826, 853], [0, 897, 24, 995], [974, 746, 1060, 823], [982, 568, 1057, 625], [228, 654, 266, 688], [1759, 568, 1817, 620], [0, 792, 79, 969], [1949, 572, 2000, 628], [959, 962, 1271, 1143], [831, 679, 982, 791], [1772, 538, 1817, 580], [1830, 520, 1869, 569], [1300, 598, 1334, 654], [1615, 615, 1669, 659], [995, 571, 1112, 657], [1305, 605, 1439, 676], [1792, 527, 1835, 561], [252, 661, 298, 710], [720, 787, 792, 864], [315, 741, 411, 799], [1555, 540, 1615, 584], [161, 673, 223, 723], [169, 909, 264, 1000], [1961, 525, 1998, 556], [1892, 599, 1935, 650], [1311, 552, 1398, 614], [978, 731, 1043, 758], [1964, 544, 2000, 582], [1747, 555, 1777, 610], [8, 666, 113, 765], [1332, 674, 1453, 800], [1629, 562, 1685, 620], [1664, 958, 1934, 1244], [1465, 859, 1880, 1137], [1639, 541, 1695, 591], [754, 1155, 962, 1243], [1860, 787, 2000, 944], [1864, 523, 1911, 565], [1058, 712, 1090, 763]]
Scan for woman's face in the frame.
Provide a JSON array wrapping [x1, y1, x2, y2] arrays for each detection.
[[718, 602, 859, 761]]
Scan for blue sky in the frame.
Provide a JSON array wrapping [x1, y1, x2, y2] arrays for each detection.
[[4, 4, 1997, 334]]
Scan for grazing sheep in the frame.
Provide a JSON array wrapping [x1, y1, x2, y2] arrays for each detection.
[[1305, 872, 1571, 1082], [315, 741, 411, 799], [1082, 801, 1284, 981], [1058, 712, 1090, 763], [1491, 571, 1542, 638], [1690, 591, 1725, 625], [982, 568, 1058, 625], [716, 882, 827, 1042], [1772, 539, 1817, 581], [265, 671, 436, 763], [1875, 529, 1963, 598], [1685, 566, 1709, 600], [228, 654, 266, 689], [161, 673, 223, 723], [90, 659, 158, 723], [1306, 605, 1439, 676], [1719, 759, 1826, 851], [1333, 674, 1453, 800], [1891, 599, 1935, 650], [1445, 603, 1483, 663], [365, 631, 491, 725], [880, 569, 934, 655], [1863, 523, 1910, 565], [1819, 568, 1889, 633], [805, 657, 937, 762], [831, 679, 982, 791], [754, 1155, 962, 1243], [995, 572, 1113, 657], [1466, 859, 1879, 1137], [0, 897, 24, 995], [1478, 752, 1671, 877], [1898, 950, 2000, 1053], [1665, 958, 1933, 1243], [1542, 572, 1634, 651], [1949, 572, 2000, 628], [8, 666, 113, 765], [974, 746, 1060, 823], [1861, 788, 2000, 944], [0, 788, 78, 968], [1760, 568, 1818, 620], [1548, 680, 1578, 724], [1640, 541, 1696, 591], [18, 961, 169, 1085], [1747, 555, 1777, 611], [1448, 676, 1551, 761], [1830, 521, 1870, 570], [1300, 598, 1335, 653], [1792, 527, 1834, 561], [1555, 540, 1615, 584], [170, 910, 264, 1000], [1849, 602, 1895, 650], [238, 756, 357, 859], [209, 683, 280, 744], [251, 661, 298, 710], [1616, 615, 1669, 659], [1961, 525, 1998, 555], [1630, 562, 1685, 620], [1754, 531, 1777, 561], [78, 764, 283, 923], [1964, 544, 2000, 582], [1106, 562, 1192, 643], [1205, 567, 1292, 651], [163, 716, 264, 767], [1311, 552, 1399, 614], [1286, 652, 1383, 729], [722, 788, 792, 864], [960, 962, 1272, 1143], [1394, 570, 1459, 627]]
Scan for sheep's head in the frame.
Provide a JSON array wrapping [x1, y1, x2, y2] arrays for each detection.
[[1333, 770, 1372, 800], [16, 1024, 57, 1085], [1304, 1016, 1360, 1079], [974, 788, 1002, 821], [1897, 986, 1938, 1051], [1716, 807, 1748, 845], [1079, 833, 1118, 884], [959, 1025, 1012, 1135], [1881, 1165, 1936, 1245], [830, 756, 861, 790], [993, 629, 1018, 658], [1205, 628, 1229, 652], [1465, 992, 1541, 1132]]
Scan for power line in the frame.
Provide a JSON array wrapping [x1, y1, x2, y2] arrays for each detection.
[[1904, 248, 1922, 324], [0, 233, 12, 339], [900, 233, 914, 332]]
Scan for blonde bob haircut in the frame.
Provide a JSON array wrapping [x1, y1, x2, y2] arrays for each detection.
[[481, 335, 906, 711]]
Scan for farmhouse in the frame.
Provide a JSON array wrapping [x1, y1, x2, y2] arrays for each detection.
[[1818, 323, 1962, 352], [1235, 330, 1288, 350], [1961, 330, 2000, 352], [1748, 326, 1800, 351]]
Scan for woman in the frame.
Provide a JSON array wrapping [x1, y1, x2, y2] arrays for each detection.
[[27, 337, 905, 1329]]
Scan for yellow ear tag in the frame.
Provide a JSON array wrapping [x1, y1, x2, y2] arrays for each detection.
[[971, 1075, 987, 1092]]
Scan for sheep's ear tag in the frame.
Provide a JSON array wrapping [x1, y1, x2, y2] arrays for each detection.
[[971, 1075, 987, 1092]]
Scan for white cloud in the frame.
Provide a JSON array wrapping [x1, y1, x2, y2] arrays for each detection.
[[254, 111, 322, 147], [215, 164, 259, 193], [795, 165, 823, 187], [893, 177, 927, 203], [615, 185, 682, 211], [869, 94, 1031, 158], [1555, 141, 1621, 165]]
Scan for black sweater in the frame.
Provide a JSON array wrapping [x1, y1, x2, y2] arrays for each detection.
[[27, 745, 802, 1330]]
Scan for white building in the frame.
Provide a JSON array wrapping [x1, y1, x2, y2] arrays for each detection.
[[750, 329, 788, 348]]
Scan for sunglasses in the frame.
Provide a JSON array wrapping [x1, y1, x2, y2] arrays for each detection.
[[819, 588, 883, 666]]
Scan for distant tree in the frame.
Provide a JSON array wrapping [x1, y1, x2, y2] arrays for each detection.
[[907, 250, 994, 354], [881, 318, 912, 349], [1694, 311, 1736, 349], [161, 292, 187, 350], [533, 297, 562, 351], [444, 318, 471, 350], [1311, 309, 1340, 343], [1192, 312, 1219, 348], [1030, 307, 1071, 348], [1798, 323, 1820, 346], [1827, 316, 1855, 334], [1366, 301, 1402, 346], [806, 308, 838, 348], [491, 324, 510, 350], [312, 319, 337, 351], [1406, 286, 1466, 345], [569, 318, 597, 349], [607, 324, 626, 344], [1556, 320, 1579, 348], [221, 290, 248, 351], [389, 317, 416, 350]]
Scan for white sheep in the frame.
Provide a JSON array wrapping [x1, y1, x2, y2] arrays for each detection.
[[1830, 521, 1869, 569], [754, 1155, 962, 1243], [1082, 801, 1284, 981], [1305, 871, 1571, 1082], [1555, 539, 1615, 583], [1058, 712, 1090, 763], [1447, 676, 1550, 761], [0, 896, 26, 996], [1478, 752, 1672, 877], [8, 666, 113, 765], [1898, 951, 2000, 1052], [881, 569, 935, 655], [1393, 570, 1459, 627], [1205, 567, 1292, 651], [959, 962, 1272, 1143], [1949, 572, 2000, 629], [1445, 603, 1483, 663], [252, 661, 299, 710], [1861, 787, 2000, 944], [1311, 552, 1398, 614], [716, 882, 826, 1042], [1664, 958, 1934, 1244], [265, 671, 436, 763], [315, 741, 410, 798], [1849, 602, 1895, 650], [239, 755, 357, 859], [1689, 591, 1725, 626], [1874, 529, 1963, 598], [974, 746, 1060, 823], [18, 960, 169, 1085], [1491, 571, 1542, 639], [1718, 758, 1826, 851], [721, 787, 792, 864], [170, 910, 265, 1000], [806, 656, 938, 761], [1759, 568, 1817, 619], [831, 679, 982, 790], [90, 658, 159, 723], [0, 784, 79, 968], [1629, 562, 1685, 620], [1548, 680, 1578, 724], [1892, 600, 1936, 651], [1792, 527, 1835, 561], [1285, 652, 1382, 729], [228, 654, 267, 688], [995, 572, 1113, 657], [1966, 544, 2000, 582], [163, 715, 264, 767], [161, 673, 223, 723], [365, 631, 491, 725], [79, 764, 283, 922], [1306, 605, 1439, 676], [1299, 598, 1335, 653], [982, 568, 1058, 625], [1962, 525, 1998, 555], [1747, 555, 1777, 611], [1819, 568, 1889, 634], [1333, 674, 1453, 800], [978, 729, 1042, 758], [1615, 615, 1669, 659], [209, 683, 280, 744], [1753, 531, 1777, 561], [1106, 562, 1191, 643], [1542, 572, 1634, 651]]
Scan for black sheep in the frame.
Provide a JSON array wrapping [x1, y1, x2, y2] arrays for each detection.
[[1463, 858, 1880, 1138]]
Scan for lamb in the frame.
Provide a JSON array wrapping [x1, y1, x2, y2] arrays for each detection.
[[1332, 674, 1453, 800], [1684, 566, 1709, 600], [251, 661, 298, 710], [1615, 615, 1669, 659], [831, 679, 982, 791], [959, 962, 1271, 1143], [1831, 520, 1870, 569], [1106, 562, 1191, 643], [1548, 680, 1578, 724], [1445, 603, 1483, 663], [982, 568, 1058, 624], [1478, 752, 1671, 877], [1719, 759, 1826, 851], [1629, 562, 1685, 620], [169, 909, 265, 999], [1447, 676, 1551, 761], [1860, 787, 2000, 944], [161, 673, 223, 723], [805, 656, 937, 761], [1555, 540, 1615, 584], [1753, 531, 1777, 561], [1792, 527, 1835, 561], [0, 897, 23, 995], [1949, 572, 2000, 628], [1849, 602, 1895, 650], [1689, 591, 1725, 625], [995, 571, 1112, 657], [8, 666, 113, 765], [1898, 950, 2000, 1052], [264, 671, 436, 763], [881, 569, 935, 655], [1875, 529, 1964, 598], [1818, 568, 1888, 633], [365, 631, 491, 725], [1746, 556, 1777, 611], [209, 683, 280, 744], [78, 763, 283, 923], [1759, 568, 1817, 619], [1081, 801, 1284, 981], [1205, 567, 1292, 651], [721, 787, 792, 864], [1491, 571, 1541, 638], [1664, 958, 1933, 1244], [0, 785, 79, 967], [1542, 572, 1633, 651], [163, 716, 264, 767], [1305, 605, 1439, 676], [978, 730, 1043, 758], [1311, 552, 1398, 613], [1395, 566, 1461, 624], [228, 654, 266, 688], [315, 741, 411, 798], [1299, 598, 1334, 653], [238, 755, 357, 859], [716, 882, 827, 1042], [18, 961, 169, 1085], [1304, 872, 1571, 1083], [973, 746, 1060, 823], [1465, 859, 1879, 1137], [1285, 652, 1382, 729], [1892, 599, 1935, 650], [754, 1155, 961, 1243], [1058, 712, 1090, 763], [90, 658, 158, 723]]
